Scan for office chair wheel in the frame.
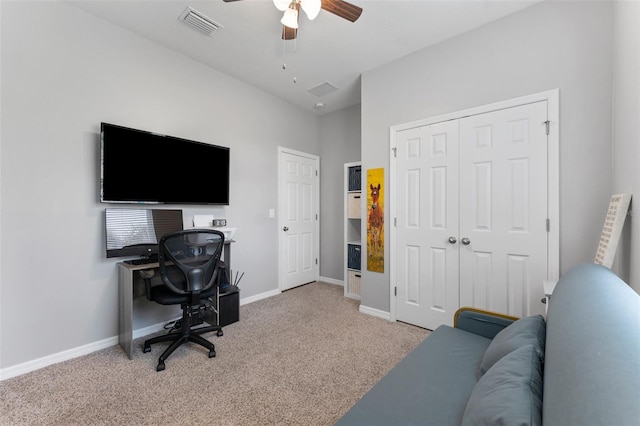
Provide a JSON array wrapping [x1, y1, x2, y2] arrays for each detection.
[[143, 344, 151, 353], [209, 348, 216, 358], [217, 329, 224, 337], [156, 361, 165, 372]]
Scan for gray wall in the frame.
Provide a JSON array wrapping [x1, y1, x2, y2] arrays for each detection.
[[319, 104, 361, 281], [360, 1, 615, 312], [611, 1, 640, 293], [0, 1, 320, 369]]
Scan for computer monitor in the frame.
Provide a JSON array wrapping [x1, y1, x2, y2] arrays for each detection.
[[105, 208, 183, 259]]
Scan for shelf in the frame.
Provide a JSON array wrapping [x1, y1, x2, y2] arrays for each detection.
[[345, 161, 362, 301], [343, 162, 366, 300]]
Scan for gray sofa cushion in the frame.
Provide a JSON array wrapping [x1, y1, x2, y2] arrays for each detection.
[[462, 344, 543, 426], [479, 315, 545, 377], [335, 325, 491, 426]]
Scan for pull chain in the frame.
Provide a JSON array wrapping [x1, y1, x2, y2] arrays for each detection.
[[282, 35, 297, 84], [282, 37, 287, 70], [292, 36, 297, 83]]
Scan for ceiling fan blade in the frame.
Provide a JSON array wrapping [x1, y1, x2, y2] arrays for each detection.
[[321, 0, 362, 22], [282, 25, 297, 40]]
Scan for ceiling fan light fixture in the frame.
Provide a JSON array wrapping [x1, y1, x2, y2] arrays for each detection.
[[281, 5, 299, 29], [301, 0, 321, 20]]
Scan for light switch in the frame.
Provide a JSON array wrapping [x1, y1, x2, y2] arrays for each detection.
[[269, 208, 275, 218]]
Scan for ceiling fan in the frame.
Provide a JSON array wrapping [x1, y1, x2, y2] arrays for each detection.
[[223, 0, 363, 40]]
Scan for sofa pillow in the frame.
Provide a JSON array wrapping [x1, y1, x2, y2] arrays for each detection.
[[479, 314, 545, 377], [461, 344, 543, 426]]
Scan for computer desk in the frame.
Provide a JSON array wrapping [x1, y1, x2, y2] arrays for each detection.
[[117, 241, 233, 360]]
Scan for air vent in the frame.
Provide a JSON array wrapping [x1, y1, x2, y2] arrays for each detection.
[[307, 81, 339, 97], [179, 7, 223, 37]]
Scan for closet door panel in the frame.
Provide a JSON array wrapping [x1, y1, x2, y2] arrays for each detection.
[[459, 101, 548, 317], [395, 121, 460, 329]]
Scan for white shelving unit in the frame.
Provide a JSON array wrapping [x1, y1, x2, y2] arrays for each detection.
[[344, 162, 362, 300]]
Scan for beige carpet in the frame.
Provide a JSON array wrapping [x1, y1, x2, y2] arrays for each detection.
[[0, 282, 429, 425]]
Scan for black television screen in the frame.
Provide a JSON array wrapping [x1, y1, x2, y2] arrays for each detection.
[[100, 123, 230, 205], [105, 208, 183, 258]]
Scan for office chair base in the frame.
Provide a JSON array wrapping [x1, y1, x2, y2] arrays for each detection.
[[154, 336, 214, 371], [143, 317, 222, 371]]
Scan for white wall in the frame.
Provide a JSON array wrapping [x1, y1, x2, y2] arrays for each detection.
[[319, 104, 361, 281], [611, 1, 640, 293], [0, 1, 320, 370], [360, 1, 615, 312]]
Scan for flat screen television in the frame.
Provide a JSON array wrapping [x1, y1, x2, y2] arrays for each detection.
[[105, 208, 183, 258], [100, 122, 230, 205]]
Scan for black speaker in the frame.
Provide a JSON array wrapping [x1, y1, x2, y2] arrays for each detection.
[[219, 285, 239, 327]]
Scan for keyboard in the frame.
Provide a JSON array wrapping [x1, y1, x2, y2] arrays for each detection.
[[125, 257, 158, 265]]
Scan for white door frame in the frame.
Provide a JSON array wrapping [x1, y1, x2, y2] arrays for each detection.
[[389, 89, 560, 322], [277, 146, 320, 291]]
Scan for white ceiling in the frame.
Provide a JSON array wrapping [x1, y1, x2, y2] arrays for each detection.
[[69, 0, 540, 115]]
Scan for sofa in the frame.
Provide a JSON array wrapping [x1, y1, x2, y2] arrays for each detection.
[[336, 263, 640, 425]]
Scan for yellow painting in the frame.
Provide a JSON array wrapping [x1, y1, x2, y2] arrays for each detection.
[[367, 168, 384, 273]]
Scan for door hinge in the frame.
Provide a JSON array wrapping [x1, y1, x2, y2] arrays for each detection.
[[316, 170, 318, 177], [394, 286, 397, 296], [394, 217, 397, 227], [544, 120, 550, 135], [316, 258, 318, 265], [546, 218, 550, 232], [316, 214, 318, 220], [392, 147, 397, 158]]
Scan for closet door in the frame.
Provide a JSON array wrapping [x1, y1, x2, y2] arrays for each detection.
[[458, 101, 548, 317], [395, 121, 460, 329], [393, 100, 550, 330]]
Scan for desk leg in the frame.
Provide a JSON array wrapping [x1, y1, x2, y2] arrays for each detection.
[[118, 264, 134, 359], [223, 243, 231, 278], [222, 243, 232, 327]]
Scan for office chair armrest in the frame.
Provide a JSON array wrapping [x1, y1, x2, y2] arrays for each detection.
[[139, 269, 155, 301]]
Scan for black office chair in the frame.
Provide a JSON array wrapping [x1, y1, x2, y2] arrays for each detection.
[[140, 229, 225, 371]]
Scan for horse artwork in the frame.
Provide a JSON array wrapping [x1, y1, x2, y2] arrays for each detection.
[[367, 168, 384, 273]]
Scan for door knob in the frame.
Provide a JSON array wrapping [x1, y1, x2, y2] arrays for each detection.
[[461, 237, 471, 245], [448, 236, 457, 244], [283, 226, 289, 232]]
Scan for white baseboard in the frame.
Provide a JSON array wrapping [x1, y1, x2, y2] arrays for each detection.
[[319, 276, 344, 286], [359, 304, 392, 321], [0, 318, 177, 381], [0, 336, 118, 381], [240, 288, 281, 306], [1, 288, 288, 381]]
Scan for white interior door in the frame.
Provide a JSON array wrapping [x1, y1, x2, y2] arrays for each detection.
[[278, 149, 319, 291], [393, 100, 550, 330], [458, 101, 548, 317], [395, 121, 460, 328]]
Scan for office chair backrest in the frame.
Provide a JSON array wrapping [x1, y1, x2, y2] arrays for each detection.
[[158, 229, 225, 296]]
